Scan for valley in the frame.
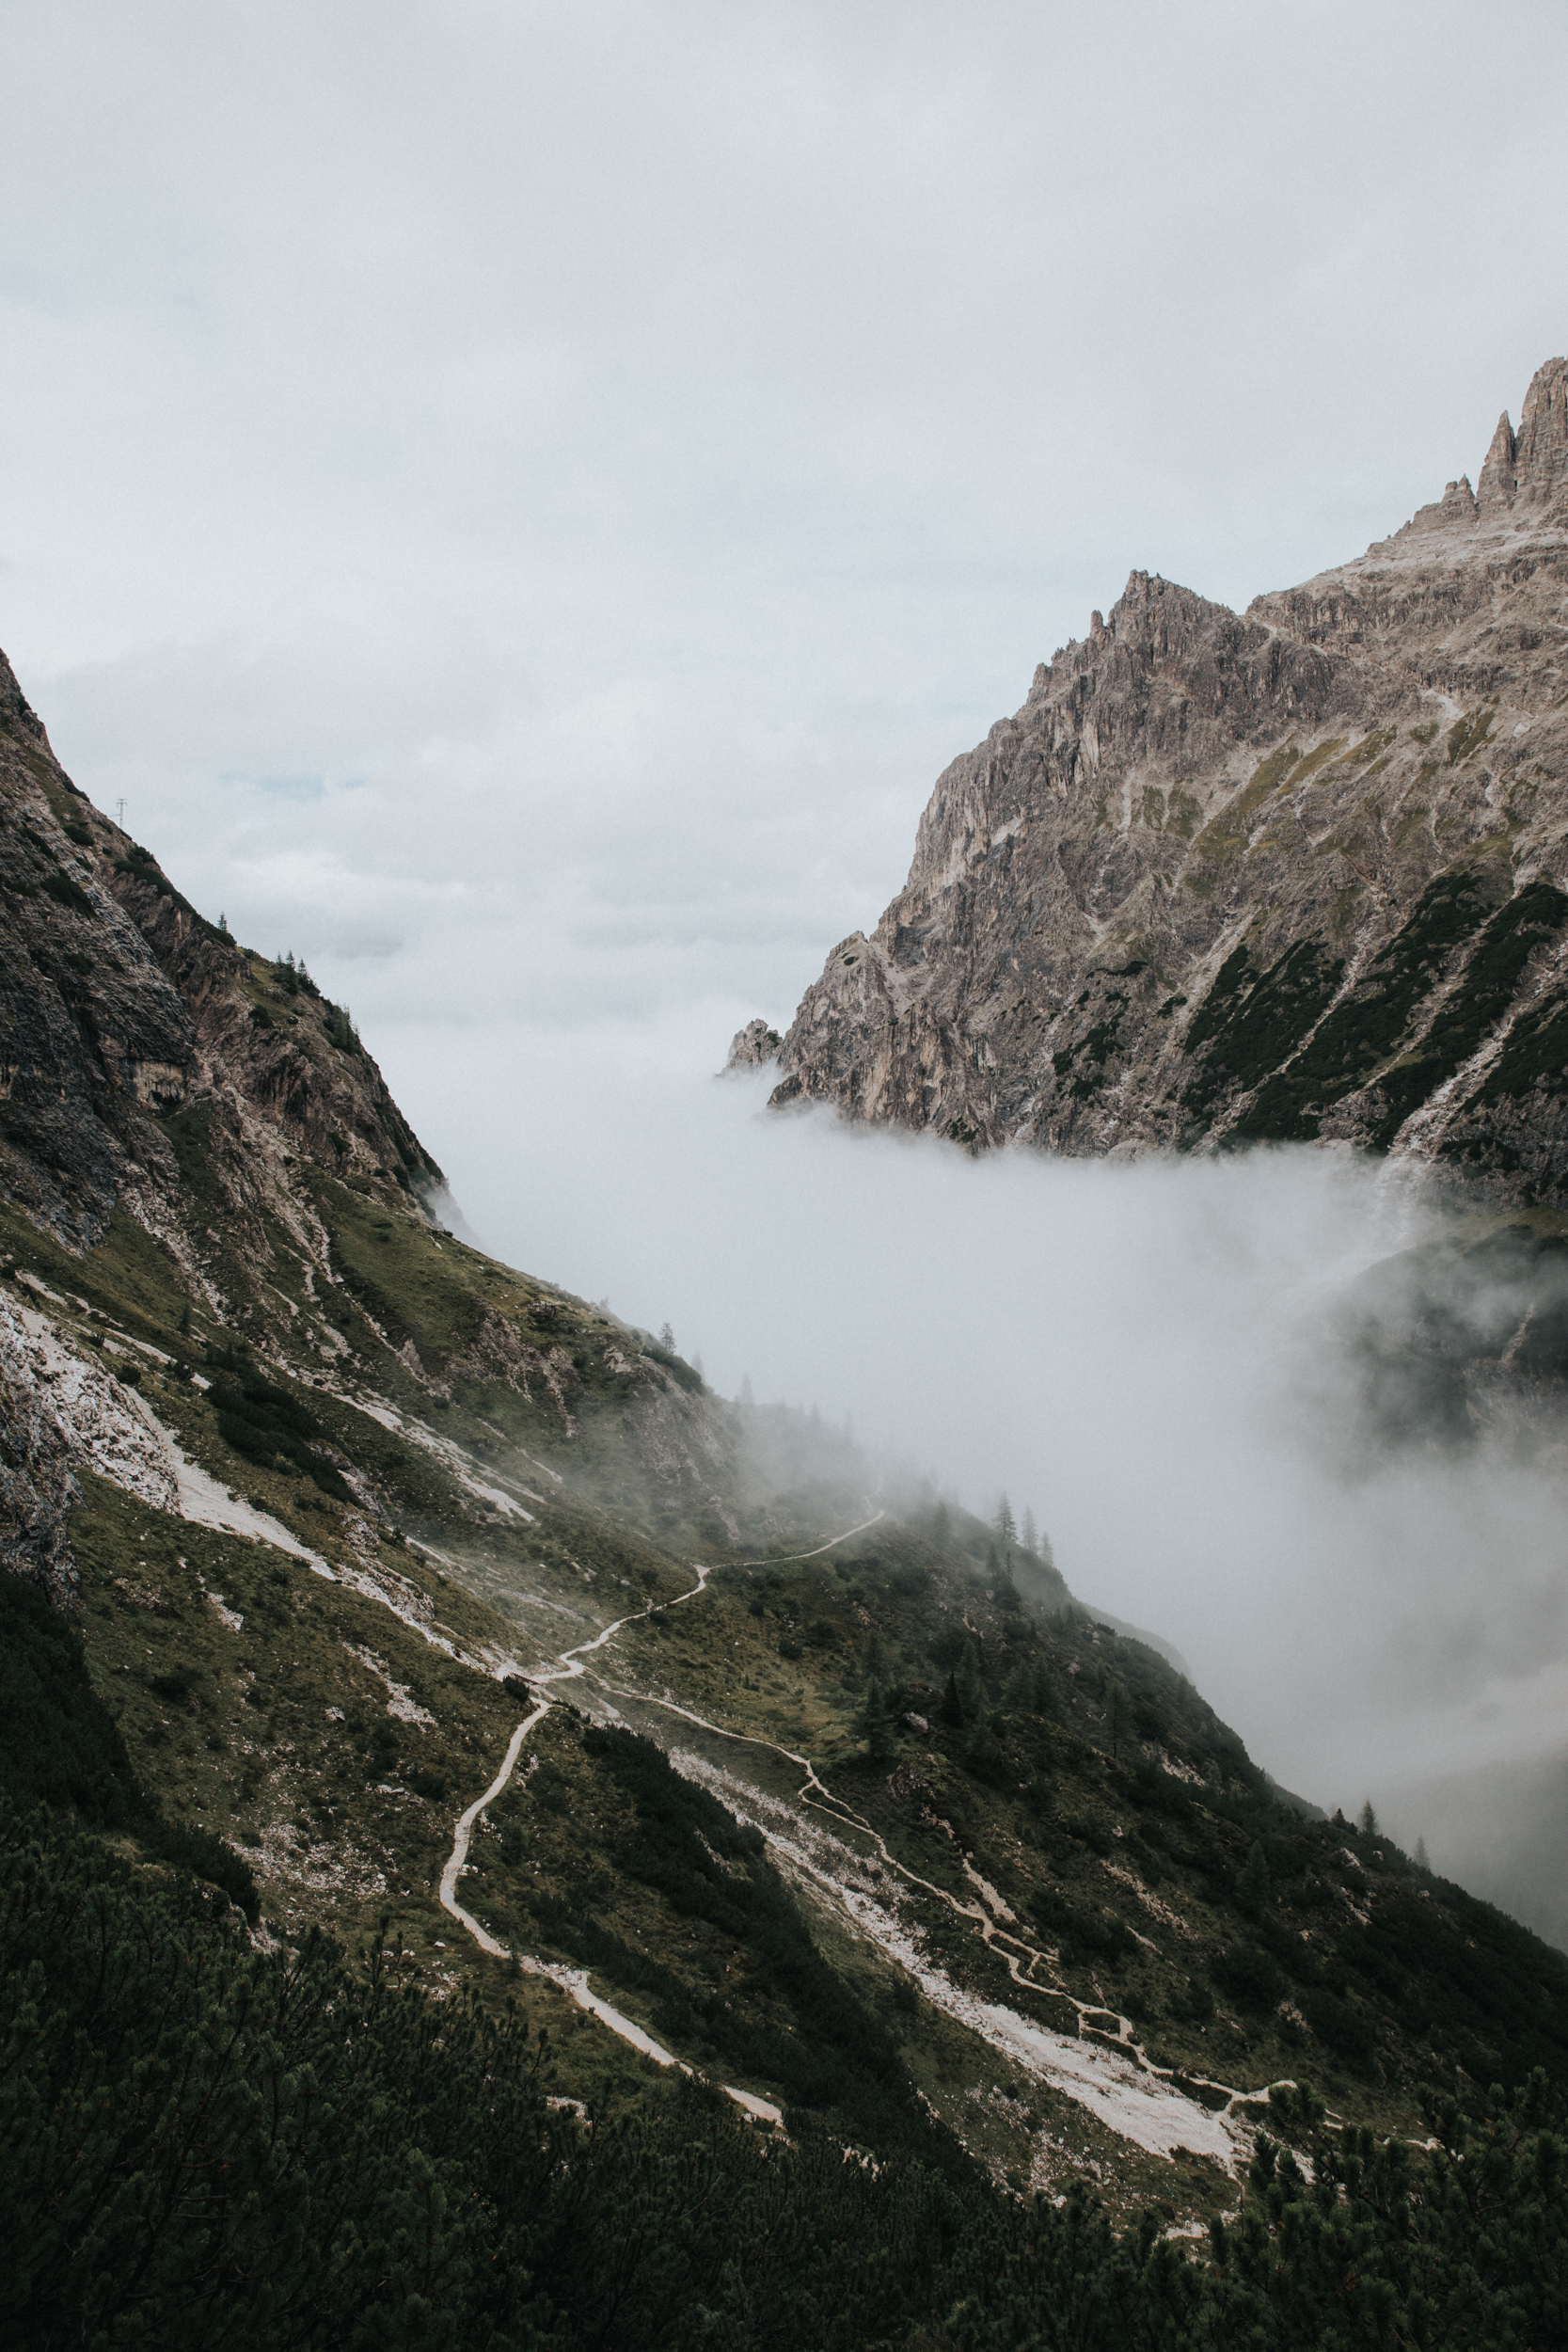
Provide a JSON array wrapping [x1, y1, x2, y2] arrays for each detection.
[[7, 561, 1568, 2338]]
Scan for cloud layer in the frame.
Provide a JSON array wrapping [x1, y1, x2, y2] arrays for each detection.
[[4, 3, 1568, 1927], [5, 1, 1567, 1065]]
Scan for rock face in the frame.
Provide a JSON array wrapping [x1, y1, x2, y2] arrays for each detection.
[[770, 358, 1568, 1201], [0, 647, 444, 1256], [723, 1017, 784, 1073]]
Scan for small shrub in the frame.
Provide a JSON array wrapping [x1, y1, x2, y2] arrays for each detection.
[[1211, 1943, 1287, 2014]]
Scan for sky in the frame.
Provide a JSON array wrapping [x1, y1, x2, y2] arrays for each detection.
[[5, 1, 1568, 1867]]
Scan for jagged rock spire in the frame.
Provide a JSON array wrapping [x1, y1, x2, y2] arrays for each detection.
[[1477, 358, 1568, 513], [1515, 356, 1568, 502], [1477, 408, 1518, 513]]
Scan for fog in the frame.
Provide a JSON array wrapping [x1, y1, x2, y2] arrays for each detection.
[[6, 5, 1568, 1939], [372, 1020, 1568, 1931]]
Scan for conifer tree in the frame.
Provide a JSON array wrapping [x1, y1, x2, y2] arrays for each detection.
[[856, 1676, 896, 1763], [954, 1635, 984, 1725], [1360, 1798, 1380, 1838], [1104, 1673, 1130, 1760], [1004, 1660, 1035, 1711], [1235, 1839, 1270, 1917], [1021, 1506, 1038, 1558], [1416, 1834, 1430, 1871]]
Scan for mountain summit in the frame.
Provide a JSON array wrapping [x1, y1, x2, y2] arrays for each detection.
[[765, 359, 1568, 1198]]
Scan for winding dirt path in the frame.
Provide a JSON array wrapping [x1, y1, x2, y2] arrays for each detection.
[[438, 1505, 1282, 2162], [436, 1513, 885, 2117]]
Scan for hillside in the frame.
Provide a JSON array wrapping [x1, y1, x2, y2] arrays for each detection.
[[759, 358, 1568, 1204], [8, 642, 1568, 2340]]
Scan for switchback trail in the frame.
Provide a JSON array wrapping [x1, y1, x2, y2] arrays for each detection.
[[439, 1505, 1280, 2166], [436, 1510, 885, 2119]]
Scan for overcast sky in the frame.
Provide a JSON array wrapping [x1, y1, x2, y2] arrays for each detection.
[[4, 0, 1565, 1084], [5, 2, 1568, 1833]]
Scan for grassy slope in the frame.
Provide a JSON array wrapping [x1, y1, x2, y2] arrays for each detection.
[[1, 839, 1566, 2230], [12, 1157, 1568, 2230]]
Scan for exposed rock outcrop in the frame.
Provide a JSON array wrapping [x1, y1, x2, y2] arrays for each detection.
[[770, 358, 1568, 1202], [0, 650, 445, 1256], [723, 1017, 784, 1073]]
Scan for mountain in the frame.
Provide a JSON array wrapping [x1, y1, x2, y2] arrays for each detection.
[[760, 358, 1568, 1201], [8, 643, 1568, 2343]]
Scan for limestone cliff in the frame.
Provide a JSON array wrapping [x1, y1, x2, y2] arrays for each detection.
[[0, 645, 445, 1252], [770, 358, 1568, 1200]]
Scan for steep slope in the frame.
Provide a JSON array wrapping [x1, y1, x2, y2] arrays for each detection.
[[767, 358, 1568, 1200], [7, 642, 1568, 2259]]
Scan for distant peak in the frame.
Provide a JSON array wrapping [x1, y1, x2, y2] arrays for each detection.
[[0, 644, 47, 743], [1478, 408, 1517, 513], [722, 1017, 783, 1075], [1476, 357, 1568, 514]]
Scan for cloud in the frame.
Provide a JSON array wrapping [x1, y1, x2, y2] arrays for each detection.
[[367, 1031, 1568, 1925], [4, 1, 1568, 1931]]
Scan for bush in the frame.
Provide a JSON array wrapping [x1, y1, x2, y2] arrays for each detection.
[[1302, 1986, 1376, 2068], [1210, 1943, 1287, 2014]]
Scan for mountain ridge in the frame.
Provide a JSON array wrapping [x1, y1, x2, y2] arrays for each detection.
[[8, 629, 1568, 2335], [754, 358, 1568, 1199]]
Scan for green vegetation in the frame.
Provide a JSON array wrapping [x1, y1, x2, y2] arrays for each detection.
[[0, 1571, 258, 1918], [8, 1802, 1568, 2348], [1361, 880, 1568, 1147], [1181, 939, 1345, 1124], [109, 839, 230, 945], [40, 866, 95, 916], [1183, 868, 1568, 1150], [205, 1345, 356, 1500], [11, 699, 1568, 2334], [1456, 982, 1568, 1135]]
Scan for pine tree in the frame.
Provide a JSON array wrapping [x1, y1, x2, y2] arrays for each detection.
[[1235, 1839, 1270, 1917], [994, 1494, 1017, 1550], [1021, 1507, 1038, 1559], [1416, 1834, 1430, 1871], [1003, 1661, 1036, 1711], [1104, 1674, 1130, 1761], [659, 1322, 675, 1351], [740, 1374, 754, 1406], [1360, 1798, 1380, 1838], [856, 1676, 896, 1762], [954, 1636, 984, 1725]]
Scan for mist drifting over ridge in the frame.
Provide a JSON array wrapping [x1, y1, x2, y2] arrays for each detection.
[[378, 1027, 1568, 1938]]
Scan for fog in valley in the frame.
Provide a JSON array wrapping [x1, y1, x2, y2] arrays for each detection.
[[7, 5, 1568, 1951], [388, 1026, 1568, 1946]]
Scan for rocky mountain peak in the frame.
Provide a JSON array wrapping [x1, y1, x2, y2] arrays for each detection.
[[0, 645, 48, 744], [1477, 356, 1568, 516], [767, 359, 1568, 1197], [722, 1016, 783, 1073]]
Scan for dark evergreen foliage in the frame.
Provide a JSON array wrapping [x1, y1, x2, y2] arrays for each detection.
[[7, 1805, 1568, 2348], [0, 1575, 258, 1921], [204, 1346, 356, 1500]]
